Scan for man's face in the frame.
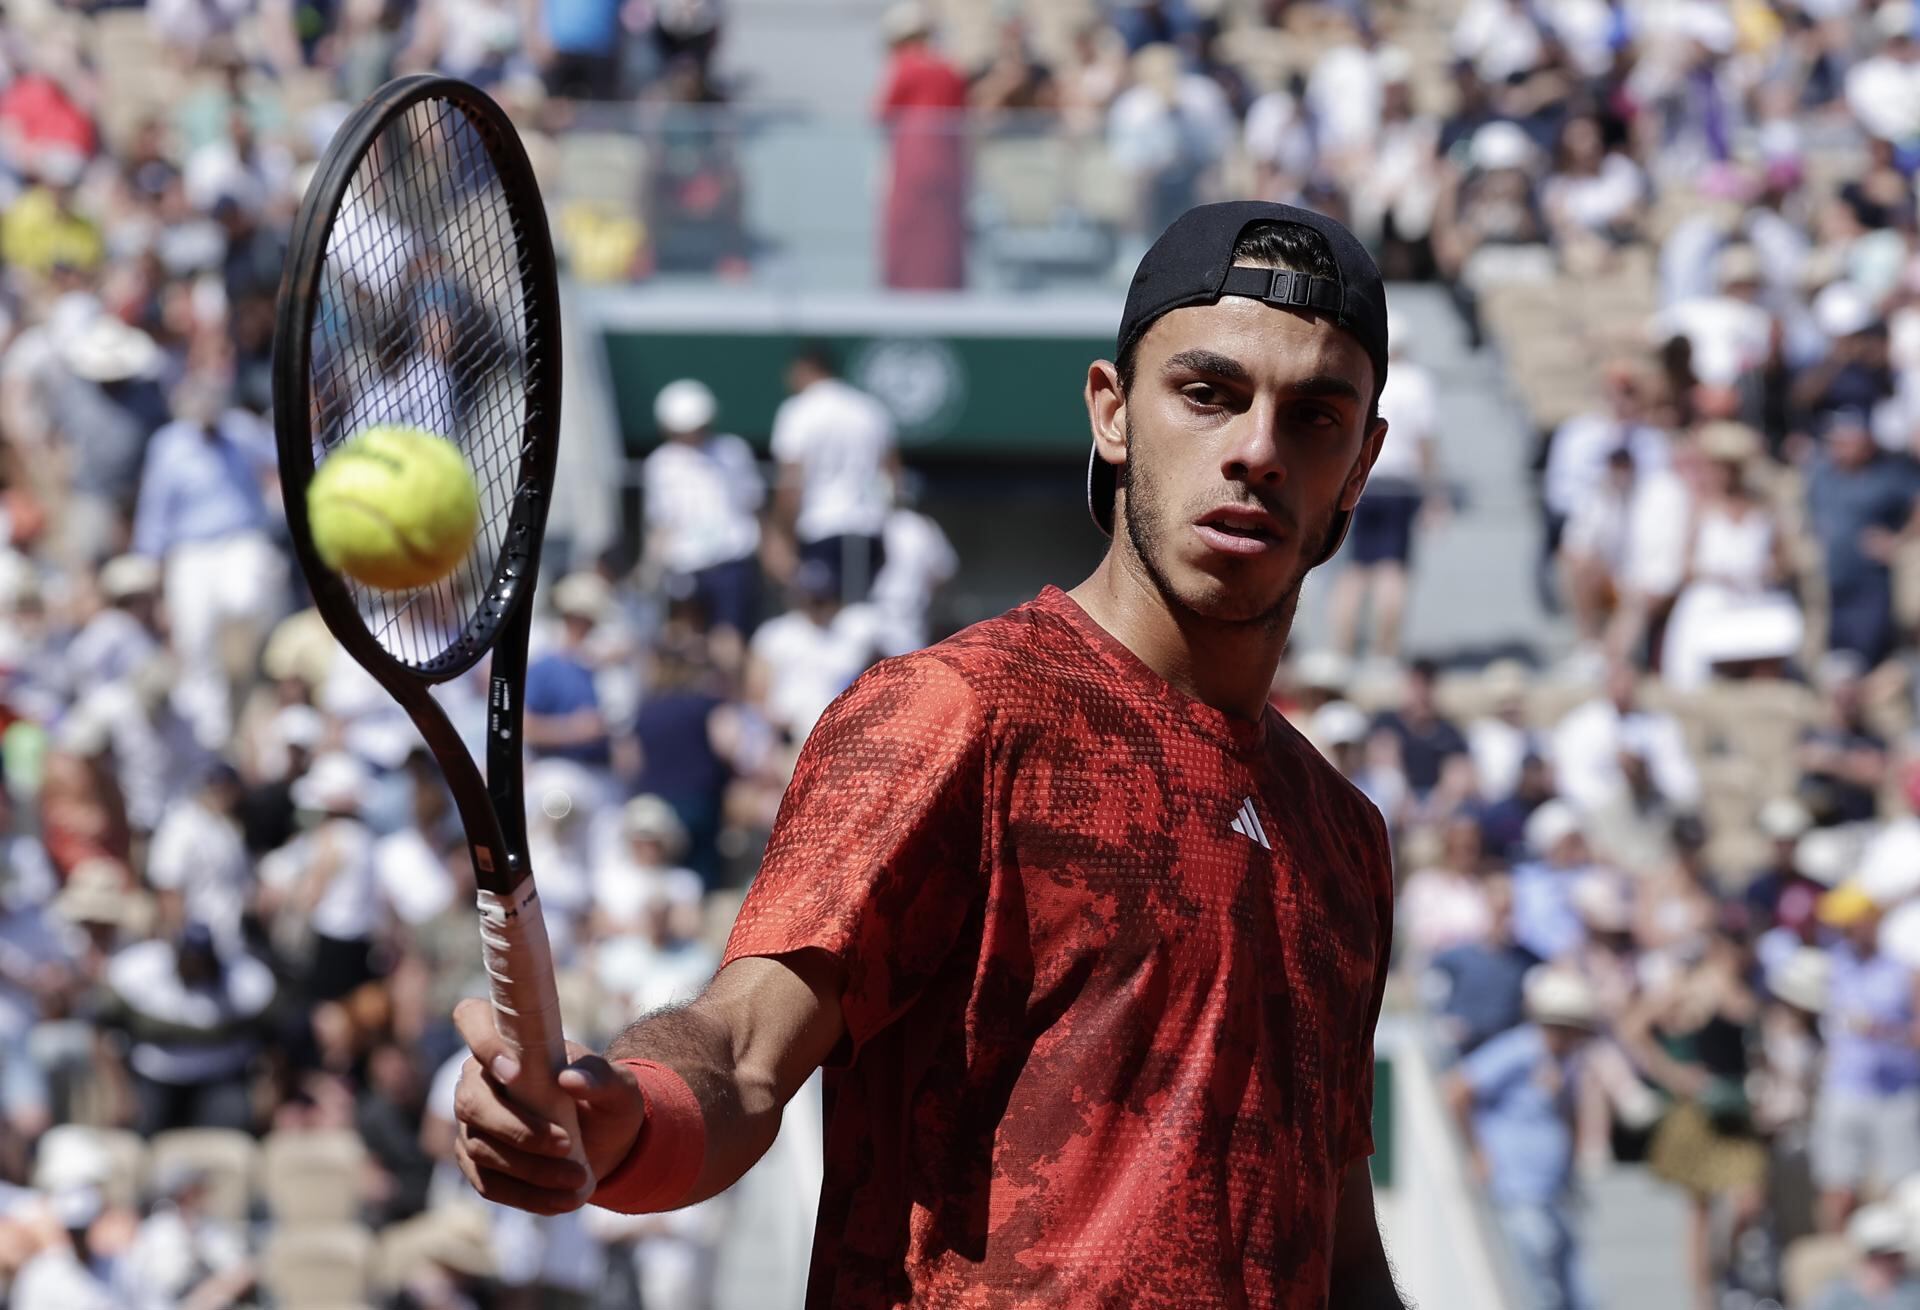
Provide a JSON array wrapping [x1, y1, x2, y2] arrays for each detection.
[[1102, 296, 1385, 627]]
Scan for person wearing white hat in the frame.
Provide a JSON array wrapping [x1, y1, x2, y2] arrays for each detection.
[[1812, 1203, 1920, 1308], [259, 752, 383, 1001], [1446, 965, 1600, 1310], [129, 378, 287, 750], [592, 794, 703, 941], [524, 574, 618, 808], [641, 378, 765, 637], [770, 342, 900, 603], [64, 554, 162, 692], [1512, 800, 1605, 963]]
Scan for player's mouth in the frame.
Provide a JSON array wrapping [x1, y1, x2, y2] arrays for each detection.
[[1194, 506, 1286, 556]]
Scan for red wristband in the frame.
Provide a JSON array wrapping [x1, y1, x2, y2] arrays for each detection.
[[588, 1059, 707, 1214]]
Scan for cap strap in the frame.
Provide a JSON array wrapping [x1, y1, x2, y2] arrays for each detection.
[[1220, 265, 1342, 315]]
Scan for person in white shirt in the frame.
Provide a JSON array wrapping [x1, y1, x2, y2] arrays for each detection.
[[642, 378, 765, 636], [748, 560, 885, 743], [770, 344, 899, 602], [1558, 444, 1637, 663], [64, 555, 161, 694], [1610, 430, 1705, 667], [1654, 244, 1775, 390], [1467, 659, 1545, 803], [1542, 361, 1669, 598], [1550, 660, 1702, 817], [591, 795, 705, 941], [871, 474, 958, 657], [145, 764, 251, 951], [259, 753, 384, 1001], [1326, 316, 1441, 664]]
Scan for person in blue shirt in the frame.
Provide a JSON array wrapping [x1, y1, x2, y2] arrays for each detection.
[[524, 574, 615, 775], [536, 0, 624, 101], [1511, 799, 1600, 963], [1429, 873, 1542, 1058], [1447, 966, 1602, 1310]]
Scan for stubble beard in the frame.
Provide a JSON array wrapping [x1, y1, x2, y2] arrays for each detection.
[[1119, 422, 1327, 635]]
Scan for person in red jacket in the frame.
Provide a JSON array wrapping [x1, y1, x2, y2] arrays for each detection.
[[875, 3, 969, 290]]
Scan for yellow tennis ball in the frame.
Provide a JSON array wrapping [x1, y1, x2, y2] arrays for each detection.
[[307, 425, 481, 591]]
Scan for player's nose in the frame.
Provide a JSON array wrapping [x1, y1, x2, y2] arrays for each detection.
[[1220, 402, 1288, 489]]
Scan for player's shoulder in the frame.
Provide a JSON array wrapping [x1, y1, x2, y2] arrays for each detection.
[[834, 594, 1068, 721], [1266, 712, 1392, 854]]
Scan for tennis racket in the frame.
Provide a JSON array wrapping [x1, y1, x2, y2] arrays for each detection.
[[272, 77, 573, 1110]]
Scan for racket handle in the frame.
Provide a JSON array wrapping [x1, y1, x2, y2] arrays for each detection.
[[475, 879, 569, 1088]]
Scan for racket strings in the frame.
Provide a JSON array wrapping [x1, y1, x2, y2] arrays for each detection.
[[307, 94, 545, 672]]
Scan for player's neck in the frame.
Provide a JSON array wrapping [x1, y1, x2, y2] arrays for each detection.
[[1068, 556, 1288, 722]]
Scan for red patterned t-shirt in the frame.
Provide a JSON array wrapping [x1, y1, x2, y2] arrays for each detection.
[[723, 586, 1394, 1308]]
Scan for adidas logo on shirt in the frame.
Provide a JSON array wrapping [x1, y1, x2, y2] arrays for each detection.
[[1230, 797, 1270, 850]]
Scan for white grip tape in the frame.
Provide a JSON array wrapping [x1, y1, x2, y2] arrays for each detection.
[[475, 880, 568, 1083]]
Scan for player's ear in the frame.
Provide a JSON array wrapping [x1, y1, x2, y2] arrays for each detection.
[[1086, 359, 1127, 469], [1338, 416, 1390, 513]]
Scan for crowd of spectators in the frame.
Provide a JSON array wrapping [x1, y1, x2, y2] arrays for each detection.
[[0, 5, 961, 1306]]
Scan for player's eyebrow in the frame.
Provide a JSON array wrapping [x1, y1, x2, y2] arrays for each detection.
[[1161, 348, 1252, 384], [1285, 375, 1364, 404]]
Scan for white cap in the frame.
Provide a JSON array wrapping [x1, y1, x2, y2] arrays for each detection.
[[291, 752, 371, 813], [1524, 966, 1601, 1030], [1470, 121, 1535, 173], [1794, 826, 1860, 888], [881, 0, 930, 42], [1849, 1203, 1911, 1256], [621, 794, 688, 857], [1814, 281, 1877, 339], [1758, 797, 1812, 841], [99, 554, 161, 601], [1766, 946, 1831, 1014], [1525, 799, 1583, 855], [1312, 701, 1370, 748], [1877, 0, 1915, 40], [1571, 873, 1632, 933], [272, 703, 326, 753], [552, 572, 614, 622], [653, 378, 717, 434]]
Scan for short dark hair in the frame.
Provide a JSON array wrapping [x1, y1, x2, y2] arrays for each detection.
[[791, 340, 838, 377], [1115, 220, 1382, 426]]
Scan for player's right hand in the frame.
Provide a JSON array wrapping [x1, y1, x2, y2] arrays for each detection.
[[451, 998, 647, 1215]]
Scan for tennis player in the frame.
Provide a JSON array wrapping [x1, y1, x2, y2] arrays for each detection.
[[452, 200, 1406, 1307]]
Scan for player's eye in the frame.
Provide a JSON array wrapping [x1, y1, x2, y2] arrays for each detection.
[[1181, 384, 1224, 409], [1293, 403, 1342, 429]]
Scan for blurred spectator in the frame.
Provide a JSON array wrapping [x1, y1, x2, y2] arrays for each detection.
[[131, 380, 283, 750], [642, 378, 764, 639], [1107, 43, 1234, 237], [524, 573, 616, 780], [65, 554, 162, 693], [592, 794, 703, 940], [120, 1160, 253, 1309], [1428, 872, 1540, 1057], [1810, 1203, 1920, 1310], [1327, 319, 1442, 664], [1543, 361, 1669, 629], [1447, 966, 1601, 1310], [1465, 660, 1543, 804], [1512, 801, 1608, 964], [1551, 660, 1701, 817], [1370, 658, 1470, 809], [871, 474, 957, 658], [969, 17, 1057, 116], [98, 922, 273, 1137], [1798, 654, 1891, 828], [1662, 422, 1801, 689], [1622, 939, 1769, 1307], [1398, 813, 1493, 975], [1813, 883, 1920, 1234], [1804, 407, 1920, 669], [145, 763, 250, 950], [630, 641, 735, 888], [535, 0, 625, 101], [770, 343, 899, 601], [1311, 699, 1408, 829], [876, 3, 969, 291], [259, 752, 381, 1003], [747, 561, 884, 744]]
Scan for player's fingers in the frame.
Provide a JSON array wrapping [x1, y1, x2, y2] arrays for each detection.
[[452, 998, 516, 1081], [556, 1054, 641, 1112], [455, 1138, 584, 1216], [452, 1059, 574, 1157], [459, 1124, 590, 1193]]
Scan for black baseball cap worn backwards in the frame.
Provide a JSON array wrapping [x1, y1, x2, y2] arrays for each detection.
[[1088, 201, 1391, 556]]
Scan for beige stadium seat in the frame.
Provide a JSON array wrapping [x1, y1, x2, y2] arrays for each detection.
[[149, 1129, 259, 1223], [555, 132, 649, 208], [375, 1205, 496, 1290], [261, 1129, 367, 1226], [262, 1224, 375, 1307], [33, 1125, 148, 1210], [1781, 1234, 1859, 1307], [974, 137, 1074, 229]]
